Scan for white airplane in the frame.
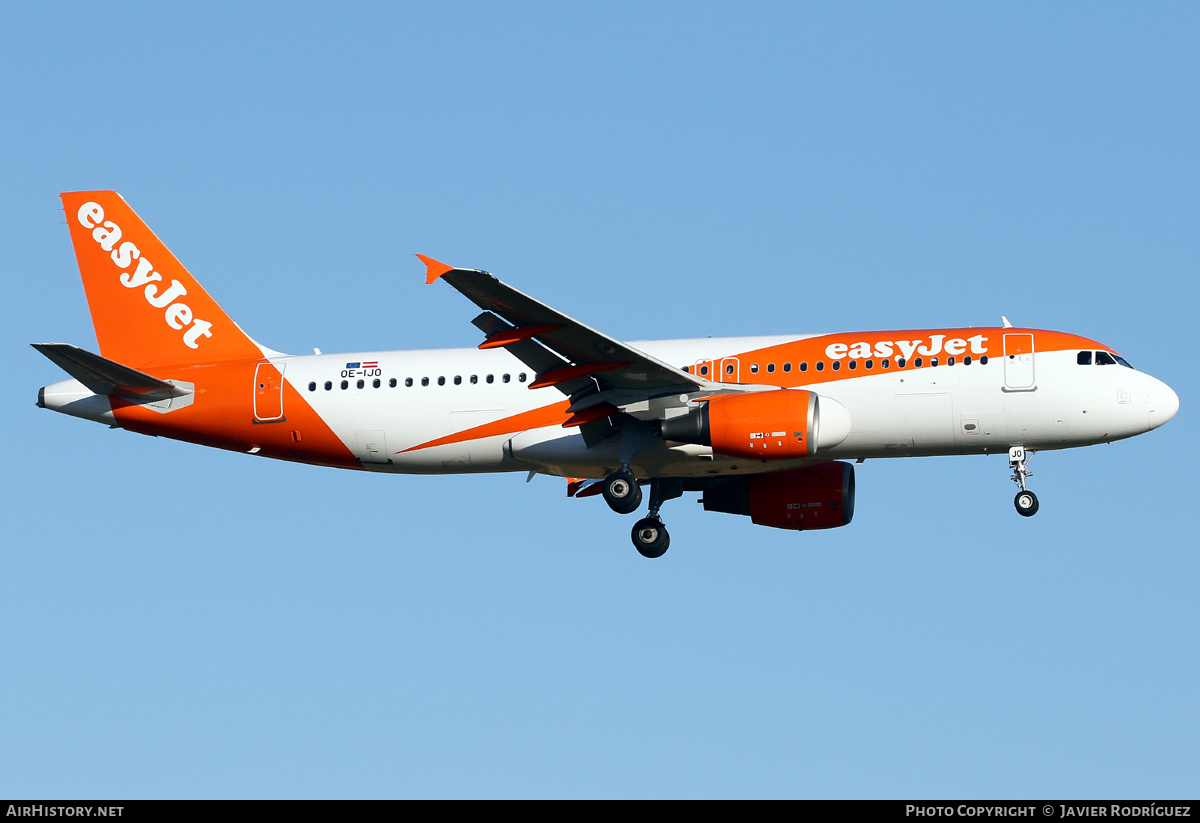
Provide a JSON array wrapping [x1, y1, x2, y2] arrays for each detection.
[[36, 191, 1179, 557]]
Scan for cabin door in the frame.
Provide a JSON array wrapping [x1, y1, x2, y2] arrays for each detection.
[[1003, 334, 1036, 390], [253, 362, 285, 422]]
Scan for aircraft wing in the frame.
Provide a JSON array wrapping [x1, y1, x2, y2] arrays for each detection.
[[418, 255, 717, 406]]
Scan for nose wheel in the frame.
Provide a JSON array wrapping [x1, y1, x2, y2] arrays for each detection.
[[1014, 489, 1039, 517], [1009, 446, 1039, 517]]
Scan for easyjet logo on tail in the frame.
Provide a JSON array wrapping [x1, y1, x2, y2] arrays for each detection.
[[76, 202, 213, 349]]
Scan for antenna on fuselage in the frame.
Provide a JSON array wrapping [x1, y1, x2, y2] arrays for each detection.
[[1001, 316, 1014, 328]]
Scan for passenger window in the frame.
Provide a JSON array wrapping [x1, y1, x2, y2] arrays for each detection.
[[766, 363, 775, 373], [800, 362, 808, 372], [832, 361, 841, 371], [947, 356, 955, 366], [783, 363, 792, 373], [751, 364, 760, 374], [1077, 351, 1092, 365], [725, 364, 735, 375], [930, 357, 939, 367], [421, 377, 429, 387], [897, 358, 907, 368], [454, 375, 462, 385], [503, 374, 511, 383], [405, 377, 413, 387], [324, 381, 332, 391], [390, 378, 397, 387], [980, 355, 989, 365], [340, 380, 349, 390], [486, 374, 494, 384], [470, 375, 478, 384], [881, 359, 890, 369], [816, 361, 824, 372], [308, 381, 316, 391], [373, 378, 381, 388], [865, 360, 873, 369], [699, 365, 709, 376], [519, 373, 527, 382], [848, 360, 856, 370], [963, 356, 971, 366], [357, 379, 365, 389], [437, 376, 446, 385], [1096, 351, 1117, 366], [914, 358, 923, 367]]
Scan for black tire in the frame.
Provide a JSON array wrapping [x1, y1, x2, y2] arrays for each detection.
[[631, 517, 670, 558], [603, 469, 642, 514], [1014, 490, 1039, 517]]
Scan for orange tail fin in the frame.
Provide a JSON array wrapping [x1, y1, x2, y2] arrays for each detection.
[[61, 191, 266, 369]]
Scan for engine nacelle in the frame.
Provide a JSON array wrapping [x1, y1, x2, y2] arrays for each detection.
[[702, 461, 855, 531], [661, 389, 849, 460]]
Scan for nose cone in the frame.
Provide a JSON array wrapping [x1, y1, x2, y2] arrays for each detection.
[[1147, 379, 1180, 431]]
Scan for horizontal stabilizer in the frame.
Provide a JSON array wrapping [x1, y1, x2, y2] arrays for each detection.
[[31, 343, 190, 401]]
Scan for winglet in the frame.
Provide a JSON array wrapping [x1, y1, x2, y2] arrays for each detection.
[[416, 254, 454, 285]]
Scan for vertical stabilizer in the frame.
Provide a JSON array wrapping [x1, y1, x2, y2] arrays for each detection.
[[60, 191, 265, 369]]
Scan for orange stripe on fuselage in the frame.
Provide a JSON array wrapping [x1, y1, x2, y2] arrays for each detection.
[[400, 400, 573, 453], [111, 358, 361, 469]]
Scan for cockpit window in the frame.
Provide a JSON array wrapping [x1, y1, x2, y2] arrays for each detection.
[[1095, 351, 1117, 366], [1077, 351, 1092, 365], [1114, 354, 1134, 369]]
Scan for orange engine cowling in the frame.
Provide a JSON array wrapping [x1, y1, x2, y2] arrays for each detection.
[[702, 461, 855, 531], [661, 389, 818, 460]]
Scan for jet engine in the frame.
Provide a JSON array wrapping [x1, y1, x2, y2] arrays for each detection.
[[701, 461, 855, 531], [661, 389, 850, 460]]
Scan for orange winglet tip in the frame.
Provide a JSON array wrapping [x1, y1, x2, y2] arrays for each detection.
[[416, 254, 454, 284]]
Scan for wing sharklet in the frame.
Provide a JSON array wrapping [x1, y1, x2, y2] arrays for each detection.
[[416, 254, 455, 284]]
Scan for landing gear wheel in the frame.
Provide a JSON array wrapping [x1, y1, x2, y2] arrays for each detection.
[[632, 517, 670, 558], [603, 469, 642, 514], [1014, 490, 1039, 517]]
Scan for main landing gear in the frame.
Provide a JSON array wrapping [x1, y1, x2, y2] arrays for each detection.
[[603, 467, 682, 558], [1009, 446, 1039, 517], [602, 467, 642, 514]]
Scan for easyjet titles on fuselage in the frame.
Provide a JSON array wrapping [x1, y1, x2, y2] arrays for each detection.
[[825, 334, 989, 361], [75, 202, 213, 349]]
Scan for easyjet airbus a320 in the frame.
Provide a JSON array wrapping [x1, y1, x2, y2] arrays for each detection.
[[36, 191, 1179, 556]]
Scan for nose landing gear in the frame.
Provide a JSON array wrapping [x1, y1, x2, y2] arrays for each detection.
[[1009, 446, 1039, 517]]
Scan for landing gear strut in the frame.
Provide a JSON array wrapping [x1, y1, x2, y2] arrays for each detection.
[[1009, 446, 1039, 517], [630, 478, 682, 558]]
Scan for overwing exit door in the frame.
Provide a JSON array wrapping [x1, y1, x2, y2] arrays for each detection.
[[719, 357, 740, 383]]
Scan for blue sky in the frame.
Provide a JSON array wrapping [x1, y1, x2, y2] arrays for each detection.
[[2, 2, 1196, 798]]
